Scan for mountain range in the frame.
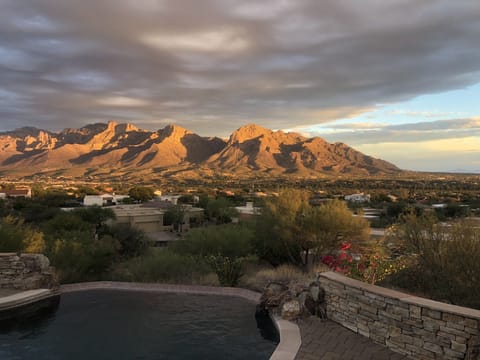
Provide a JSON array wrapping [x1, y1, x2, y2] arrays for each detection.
[[0, 122, 400, 180]]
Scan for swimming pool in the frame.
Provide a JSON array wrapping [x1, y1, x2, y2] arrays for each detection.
[[0, 290, 278, 359]]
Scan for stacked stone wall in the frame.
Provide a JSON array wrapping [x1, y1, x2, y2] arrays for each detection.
[[319, 272, 480, 360], [0, 253, 57, 290]]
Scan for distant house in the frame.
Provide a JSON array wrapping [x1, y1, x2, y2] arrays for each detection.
[[83, 194, 129, 207], [5, 187, 32, 199], [345, 193, 371, 203], [158, 194, 182, 205], [234, 202, 261, 220], [111, 203, 204, 246]]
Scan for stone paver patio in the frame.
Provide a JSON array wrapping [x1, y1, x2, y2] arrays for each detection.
[[295, 317, 411, 360]]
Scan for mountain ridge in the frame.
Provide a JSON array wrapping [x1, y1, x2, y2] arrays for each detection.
[[0, 122, 401, 179]]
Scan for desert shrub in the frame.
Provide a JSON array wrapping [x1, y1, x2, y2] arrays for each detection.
[[172, 224, 254, 258], [108, 223, 148, 258], [110, 250, 211, 283], [384, 213, 480, 309], [0, 216, 46, 253], [206, 255, 244, 287], [171, 224, 254, 286], [50, 234, 119, 283], [241, 264, 310, 291], [254, 190, 369, 269]]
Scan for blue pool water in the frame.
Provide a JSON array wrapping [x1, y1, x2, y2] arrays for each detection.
[[0, 290, 278, 359]]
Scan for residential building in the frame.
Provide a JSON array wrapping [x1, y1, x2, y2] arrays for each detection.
[[345, 193, 371, 203], [234, 202, 260, 220], [110, 203, 204, 246], [83, 194, 129, 206], [4, 187, 32, 199]]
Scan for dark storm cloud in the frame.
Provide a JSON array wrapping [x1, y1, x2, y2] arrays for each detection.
[[1, 0, 480, 135]]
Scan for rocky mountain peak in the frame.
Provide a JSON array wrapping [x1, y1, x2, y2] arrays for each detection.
[[160, 124, 192, 140], [0, 121, 401, 178], [229, 123, 271, 143]]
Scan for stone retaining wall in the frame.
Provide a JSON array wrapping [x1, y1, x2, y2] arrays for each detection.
[[319, 272, 480, 360], [0, 253, 57, 290]]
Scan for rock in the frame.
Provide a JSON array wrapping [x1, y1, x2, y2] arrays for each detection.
[[260, 282, 290, 310], [281, 300, 302, 320], [0, 253, 58, 290], [259, 279, 328, 320], [264, 282, 289, 296], [291, 283, 308, 297], [308, 281, 325, 302]]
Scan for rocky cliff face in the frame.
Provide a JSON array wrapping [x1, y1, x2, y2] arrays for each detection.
[[0, 122, 400, 179]]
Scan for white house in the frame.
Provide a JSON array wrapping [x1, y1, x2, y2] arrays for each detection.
[[235, 202, 260, 216], [345, 193, 371, 203], [83, 194, 129, 207], [158, 194, 182, 205]]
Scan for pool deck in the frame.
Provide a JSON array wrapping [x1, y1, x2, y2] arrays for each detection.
[[295, 317, 412, 360]]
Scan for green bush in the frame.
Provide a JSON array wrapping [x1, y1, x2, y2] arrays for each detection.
[[172, 224, 254, 258], [384, 214, 480, 309], [108, 224, 148, 258], [206, 255, 244, 287], [110, 250, 211, 283], [0, 216, 46, 253], [50, 235, 119, 283]]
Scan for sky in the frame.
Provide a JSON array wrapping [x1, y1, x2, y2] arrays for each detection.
[[0, 0, 480, 172]]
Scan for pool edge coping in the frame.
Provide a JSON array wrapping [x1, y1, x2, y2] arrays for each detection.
[[60, 281, 301, 360], [0, 288, 60, 312]]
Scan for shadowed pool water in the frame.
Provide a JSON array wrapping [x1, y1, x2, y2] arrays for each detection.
[[0, 290, 278, 360]]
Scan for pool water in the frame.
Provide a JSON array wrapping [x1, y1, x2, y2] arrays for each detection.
[[0, 290, 278, 360]]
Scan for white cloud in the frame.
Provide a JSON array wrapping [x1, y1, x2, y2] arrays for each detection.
[[141, 28, 249, 53], [356, 137, 480, 172], [98, 96, 149, 107]]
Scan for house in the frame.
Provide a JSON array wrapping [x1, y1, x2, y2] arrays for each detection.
[[234, 202, 260, 220], [83, 194, 129, 207], [111, 205, 166, 233], [110, 203, 204, 246], [157, 194, 182, 205], [5, 187, 32, 199], [345, 193, 371, 203]]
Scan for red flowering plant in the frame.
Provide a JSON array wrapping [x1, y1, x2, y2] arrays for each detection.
[[321, 239, 407, 284], [321, 242, 353, 273]]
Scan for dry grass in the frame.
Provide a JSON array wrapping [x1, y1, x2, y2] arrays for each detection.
[[240, 264, 313, 292]]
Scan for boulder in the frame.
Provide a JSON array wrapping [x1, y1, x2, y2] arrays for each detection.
[[308, 281, 325, 302], [260, 282, 290, 310], [281, 300, 302, 320]]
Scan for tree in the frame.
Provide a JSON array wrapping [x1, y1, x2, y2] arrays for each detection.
[[174, 224, 253, 258], [163, 205, 186, 232], [205, 197, 238, 224], [254, 189, 308, 266], [128, 186, 155, 202], [303, 200, 370, 265], [73, 206, 116, 236], [0, 216, 45, 253], [254, 190, 370, 270], [173, 224, 254, 287], [386, 212, 480, 308], [109, 224, 148, 258]]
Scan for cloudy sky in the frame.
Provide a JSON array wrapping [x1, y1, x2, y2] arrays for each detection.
[[1, 0, 480, 172]]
